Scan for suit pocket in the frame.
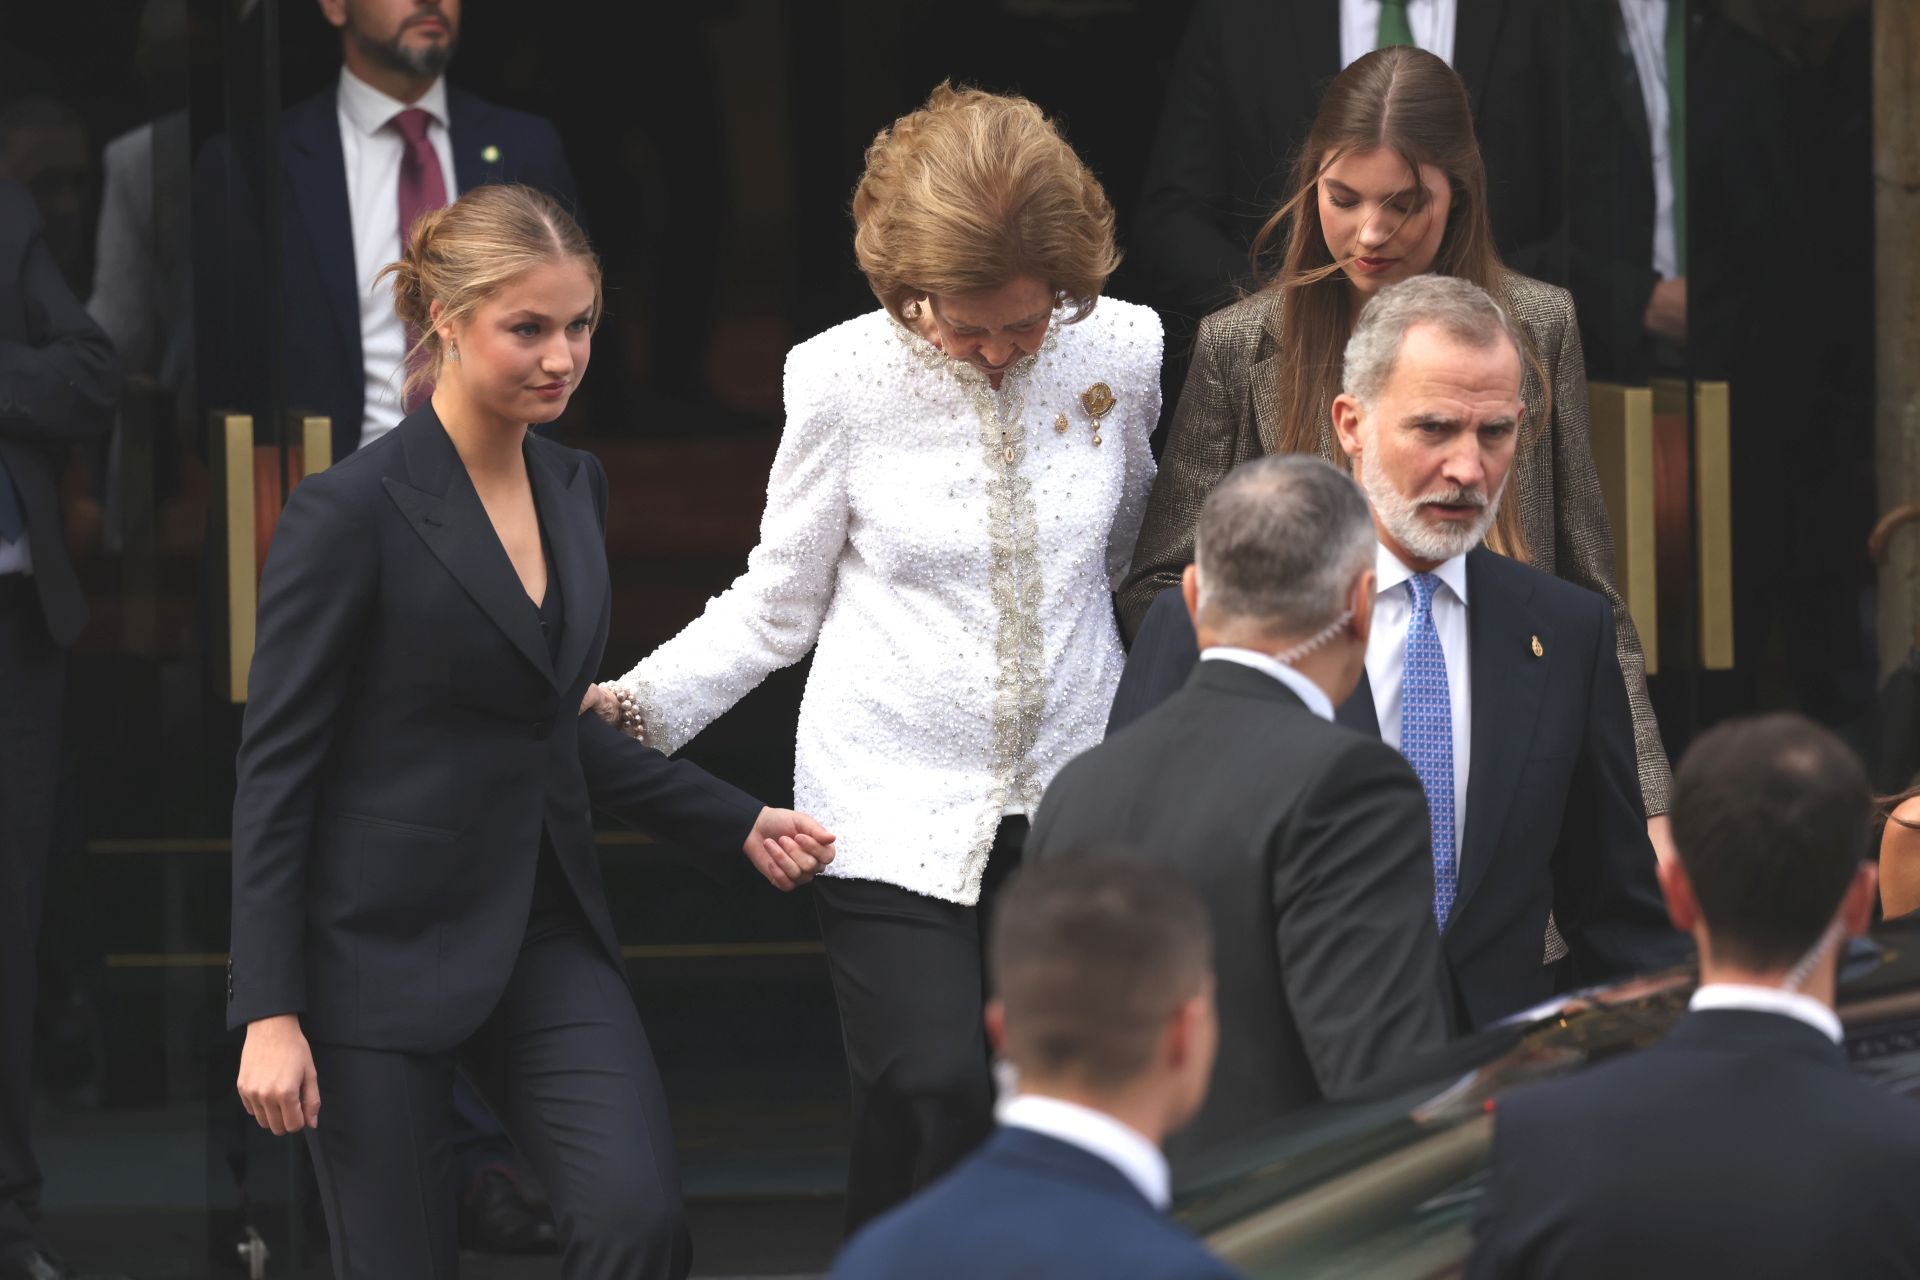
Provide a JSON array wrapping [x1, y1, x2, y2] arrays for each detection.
[[335, 810, 460, 840]]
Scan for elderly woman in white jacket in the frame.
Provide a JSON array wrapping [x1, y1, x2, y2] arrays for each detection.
[[599, 84, 1161, 1231]]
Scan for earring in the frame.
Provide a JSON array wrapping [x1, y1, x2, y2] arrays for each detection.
[[902, 299, 922, 322], [448, 343, 460, 362]]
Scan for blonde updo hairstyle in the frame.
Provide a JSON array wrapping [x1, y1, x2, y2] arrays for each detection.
[[379, 183, 603, 402], [852, 83, 1120, 327]]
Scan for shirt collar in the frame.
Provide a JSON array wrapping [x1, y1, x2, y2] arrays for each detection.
[[338, 64, 450, 139], [1199, 647, 1335, 721], [1374, 541, 1469, 607], [995, 1093, 1171, 1210], [1689, 983, 1844, 1045]]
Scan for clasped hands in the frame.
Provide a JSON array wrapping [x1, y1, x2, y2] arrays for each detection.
[[579, 681, 836, 892]]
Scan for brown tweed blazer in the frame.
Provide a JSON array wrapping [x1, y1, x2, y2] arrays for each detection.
[[1118, 269, 1671, 814]]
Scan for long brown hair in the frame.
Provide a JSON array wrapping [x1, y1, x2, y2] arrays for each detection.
[[1251, 46, 1532, 558]]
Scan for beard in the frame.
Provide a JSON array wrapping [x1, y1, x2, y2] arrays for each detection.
[[1358, 446, 1505, 563], [350, 16, 456, 78]]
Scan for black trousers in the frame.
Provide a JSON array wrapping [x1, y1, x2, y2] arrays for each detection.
[[0, 578, 64, 1254], [812, 816, 1026, 1234], [304, 895, 688, 1279]]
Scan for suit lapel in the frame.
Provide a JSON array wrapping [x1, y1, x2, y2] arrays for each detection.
[[1453, 549, 1549, 920], [446, 87, 505, 194], [1337, 671, 1380, 738], [1451, 0, 1506, 106], [385, 413, 556, 684], [526, 442, 606, 691], [282, 93, 361, 397], [1587, 0, 1654, 163]]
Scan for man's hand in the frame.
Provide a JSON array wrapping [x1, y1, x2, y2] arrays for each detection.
[[237, 1013, 321, 1136], [744, 807, 836, 891], [1642, 276, 1687, 343]]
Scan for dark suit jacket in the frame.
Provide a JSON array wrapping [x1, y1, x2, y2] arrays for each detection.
[[1114, 549, 1683, 1029], [1028, 659, 1450, 1165], [0, 178, 121, 646], [1133, 0, 1563, 325], [195, 84, 580, 463], [829, 1127, 1239, 1280], [1563, 1, 1810, 387], [1469, 1009, 1920, 1279], [228, 407, 761, 1050]]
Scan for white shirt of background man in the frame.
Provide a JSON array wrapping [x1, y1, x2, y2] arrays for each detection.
[[1340, 0, 1458, 69], [336, 65, 458, 448], [1617, 0, 1678, 280]]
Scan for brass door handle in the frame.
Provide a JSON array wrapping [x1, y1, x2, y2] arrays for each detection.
[[222, 415, 332, 703]]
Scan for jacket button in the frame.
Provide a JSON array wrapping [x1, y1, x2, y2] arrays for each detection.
[[531, 721, 547, 740]]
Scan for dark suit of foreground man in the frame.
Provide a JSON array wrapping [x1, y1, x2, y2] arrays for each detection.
[[1112, 278, 1680, 1030], [831, 859, 1239, 1280], [1030, 456, 1450, 1165], [1471, 714, 1920, 1279], [228, 185, 832, 1280]]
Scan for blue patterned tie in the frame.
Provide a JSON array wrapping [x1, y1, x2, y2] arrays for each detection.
[[1402, 573, 1457, 926], [0, 458, 22, 543]]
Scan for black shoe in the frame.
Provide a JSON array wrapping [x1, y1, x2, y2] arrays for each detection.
[[0, 1245, 130, 1280], [458, 1167, 558, 1255]]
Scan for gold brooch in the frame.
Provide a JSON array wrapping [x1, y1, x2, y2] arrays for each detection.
[[1055, 413, 1069, 434], [1530, 634, 1545, 658], [1080, 382, 1116, 447]]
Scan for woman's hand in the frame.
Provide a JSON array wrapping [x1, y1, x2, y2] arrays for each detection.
[[744, 807, 837, 891], [580, 682, 623, 727], [237, 1013, 321, 1136]]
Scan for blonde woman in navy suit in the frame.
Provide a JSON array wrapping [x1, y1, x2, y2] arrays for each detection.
[[227, 184, 834, 1280]]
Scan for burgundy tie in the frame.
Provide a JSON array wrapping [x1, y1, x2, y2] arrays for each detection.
[[393, 107, 448, 411]]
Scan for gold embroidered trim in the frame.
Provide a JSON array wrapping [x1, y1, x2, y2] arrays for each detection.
[[892, 315, 1059, 899]]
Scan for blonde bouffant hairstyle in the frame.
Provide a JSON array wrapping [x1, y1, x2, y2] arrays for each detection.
[[378, 183, 603, 401], [852, 83, 1120, 326]]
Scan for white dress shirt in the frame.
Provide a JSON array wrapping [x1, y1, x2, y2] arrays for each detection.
[[1340, 0, 1457, 70], [1199, 648, 1335, 722], [996, 1093, 1171, 1210], [1365, 543, 1471, 824], [335, 66, 458, 448], [1617, 0, 1678, 281], [1689, 983, 1844, 1045]]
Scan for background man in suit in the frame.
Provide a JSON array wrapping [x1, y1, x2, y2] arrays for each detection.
[[1132, 0, 1561, 334], [830, 858, 1238, 1280], [1469, 713, 1920, 1279], [0, 177, 122, 1280], [1029, 455, 1450, 1166], [1113, 277, 1680, 1029], [197, 0, 580, 465]]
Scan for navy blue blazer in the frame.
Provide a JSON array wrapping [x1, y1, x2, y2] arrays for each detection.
[[1112, 549, 1683, 1028], [829, 1127, 1239, 1280], [228, 407, 761, 1050], [195, 84, 581, 464], [1469, 1009, 1920, 1279]]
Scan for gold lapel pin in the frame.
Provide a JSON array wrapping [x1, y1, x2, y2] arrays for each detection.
[[1080, 382, 1116, 448], [481, 144, 502, 164], [1530, 634, 1545, 658]]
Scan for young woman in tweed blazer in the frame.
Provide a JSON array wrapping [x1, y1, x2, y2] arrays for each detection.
[[1120, 46, 1673, 835]]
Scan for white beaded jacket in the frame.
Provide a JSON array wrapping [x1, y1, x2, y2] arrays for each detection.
[[615, 299, 1162, 905]]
